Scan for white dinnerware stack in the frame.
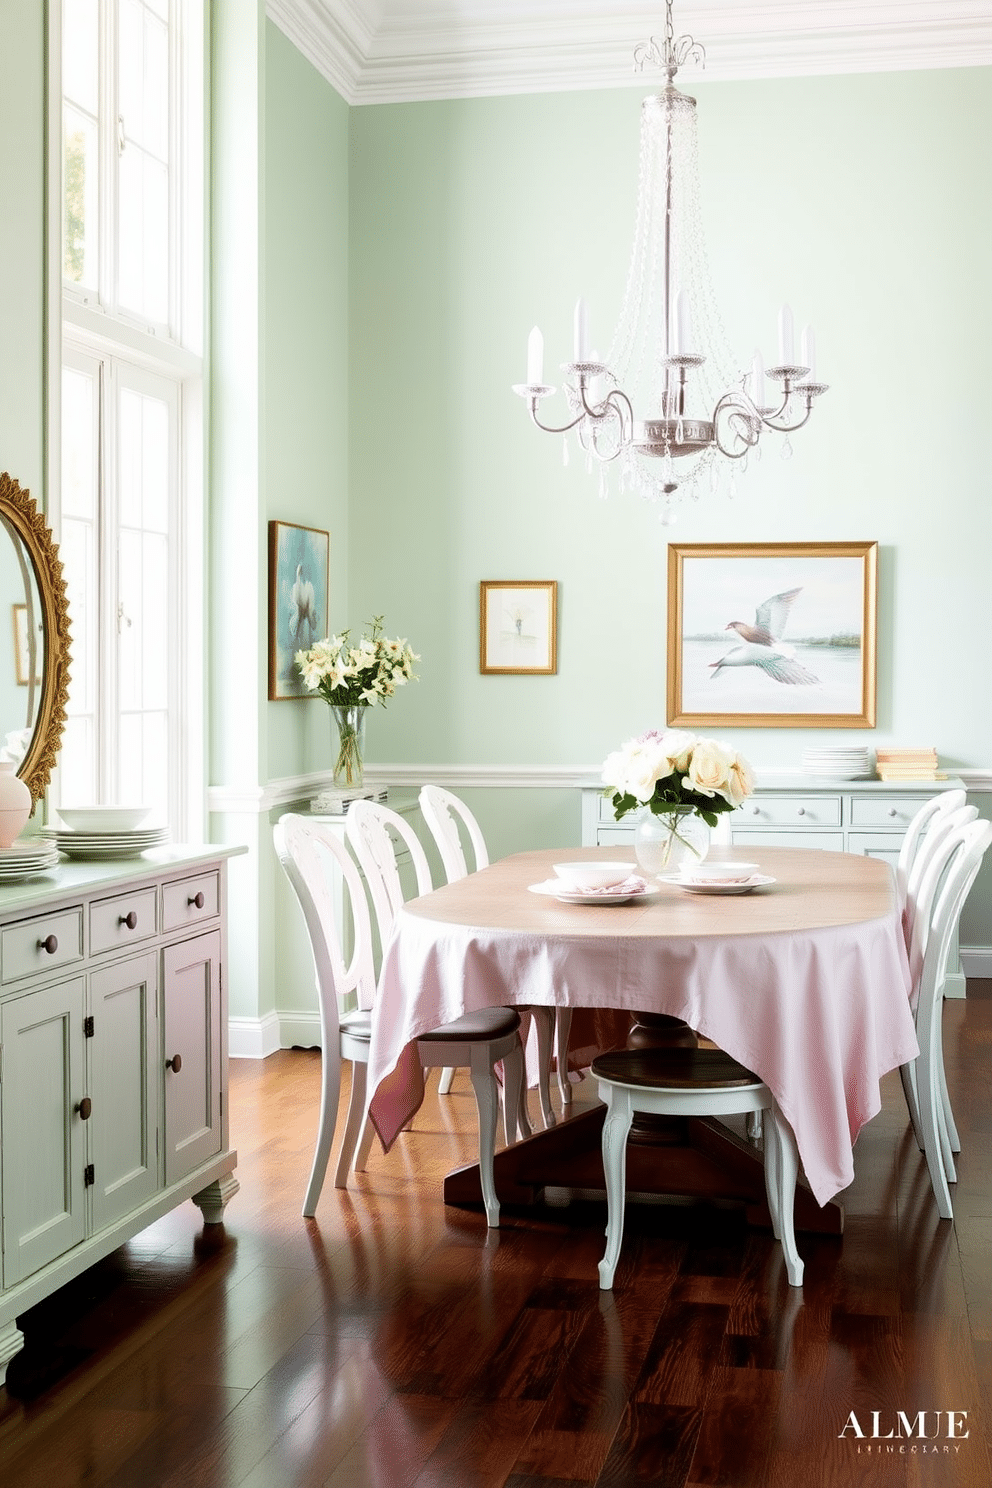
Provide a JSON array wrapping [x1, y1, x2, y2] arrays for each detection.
[[0, 840, 60, 882], [800, 745, 874, 780], [43, 805, 170, 861]]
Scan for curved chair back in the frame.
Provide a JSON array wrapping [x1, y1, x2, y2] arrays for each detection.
[[418, 784, 489, 882], [347, 801, 433, 950], [905, 803, 978, 954], [274, 814, 377, 1022], [917, 820, 992, 995], [897, 789, 966, 906]]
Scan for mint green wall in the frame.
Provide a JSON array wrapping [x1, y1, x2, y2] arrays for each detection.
[[346, 68, 992, 946], [348, 70, 992, 779], [0, 1, 46, 496], [264, 22, 350, 779]]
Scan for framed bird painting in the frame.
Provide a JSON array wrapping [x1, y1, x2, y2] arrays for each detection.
[[268, 520, 330, 700], [667, 541, 878, 728]]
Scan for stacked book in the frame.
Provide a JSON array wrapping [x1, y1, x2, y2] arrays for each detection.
[[875, 747, 942, 782]]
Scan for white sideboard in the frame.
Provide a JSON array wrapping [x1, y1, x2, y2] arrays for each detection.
[[0, 846, 243, 1387], [582, 775, 967, 995]]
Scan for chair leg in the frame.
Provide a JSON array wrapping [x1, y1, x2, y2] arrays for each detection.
[[918, 1006, 954, 1219], [302, 1044, 342, 1218], [555, 1007, 573, 1107], [333, 1059, 368, 1191], [746, 1110, 763, 1144], [503, 1039, 528, 1147], [900, 1059, 924, 1150], [935, 1007, 961, 1158], [766, 1105, 803, 1287], [469, 1048, 503, 1228], [437, 1066, 455, 1095], [530, 1008, 556, 1130], [598, 1085, 634, 1290]]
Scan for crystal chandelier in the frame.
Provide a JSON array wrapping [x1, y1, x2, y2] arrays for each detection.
[[512, 0, 828, 522]]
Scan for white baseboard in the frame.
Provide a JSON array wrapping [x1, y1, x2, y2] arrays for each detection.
[[276, 1011, 323, 1049], [959, 946, 992, 980], [228, 1010, 322, 1058], [228, 1012, 281, 1060]]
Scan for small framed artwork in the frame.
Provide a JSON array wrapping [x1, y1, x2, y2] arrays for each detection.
[[268, 521, 330, 700], [667, 541, 877, 728], [12, 603, 42, 686], [480, 581, 558, 675]]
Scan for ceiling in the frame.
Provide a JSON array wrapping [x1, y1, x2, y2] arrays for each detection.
[[265, 0, 992, 104]]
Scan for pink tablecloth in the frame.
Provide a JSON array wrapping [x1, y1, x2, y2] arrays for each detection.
[[366, 846, 918, 1208]]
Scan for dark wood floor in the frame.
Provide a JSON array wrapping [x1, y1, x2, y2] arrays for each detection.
[[1, 988, 990, 1487]]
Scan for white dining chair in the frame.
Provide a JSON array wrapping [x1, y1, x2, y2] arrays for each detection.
[[900, 816, 991, 1218], [896, 788, 967, 911], [418, 784, 568, 1125], [275, 812, 526, 1226], [592, 1046, 803, 1289]]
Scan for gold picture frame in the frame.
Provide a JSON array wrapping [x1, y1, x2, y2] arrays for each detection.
[[667, 541, 877, 729], [480, 581, 558, 675], [267, 520, 330, 700]]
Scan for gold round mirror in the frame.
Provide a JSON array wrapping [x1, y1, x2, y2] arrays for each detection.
[[0, 472, 72, 806]]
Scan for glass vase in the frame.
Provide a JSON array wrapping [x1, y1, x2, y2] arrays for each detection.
[[330, 704, 369, 790], [633, 806, 711, 877]]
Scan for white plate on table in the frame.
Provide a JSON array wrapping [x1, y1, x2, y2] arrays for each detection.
[[675, 873, 775, 896], [529, 880, 660, 906]]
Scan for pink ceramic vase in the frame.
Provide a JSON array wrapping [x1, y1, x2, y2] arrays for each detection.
[[0, 761, 32, 848]]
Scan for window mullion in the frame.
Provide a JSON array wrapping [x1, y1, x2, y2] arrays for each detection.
[[100, 356, 120, 801], [99, 0, 117, 313]]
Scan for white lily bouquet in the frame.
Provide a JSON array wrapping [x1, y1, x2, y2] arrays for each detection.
[[602, 729, 756, 872], [295, 616, 419, 788]]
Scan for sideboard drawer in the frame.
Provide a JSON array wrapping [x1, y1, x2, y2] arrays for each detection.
[[162, 871, 220, 931], [735, 794, 842, 828], [849, 796, 931, 830], [731, 829, 846, 852], [90, 888, 158, 954], [1, 908, 85, 984]]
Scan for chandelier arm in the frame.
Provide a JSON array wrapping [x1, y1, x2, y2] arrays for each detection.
[[528, 405, 590, 437], [761, 403, 816, 435]]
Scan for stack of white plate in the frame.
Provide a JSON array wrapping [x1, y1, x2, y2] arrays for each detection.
[[42, 824, 171, 861], [801, 746, 874, 780], [0, 840, 61, 882]]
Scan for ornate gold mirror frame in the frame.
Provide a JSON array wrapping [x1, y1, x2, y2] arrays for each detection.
[[0, 472, 72, 805]]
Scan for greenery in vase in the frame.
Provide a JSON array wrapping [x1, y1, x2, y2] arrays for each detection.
[[295, 616, 419, 706], [602, 729, 756, 827]]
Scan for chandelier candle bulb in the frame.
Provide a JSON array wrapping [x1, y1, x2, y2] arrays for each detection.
[[674, 289, 692, 354], [527, 326, 544, 386], [800, 324, 816, 378], [573, 297, 588, 362], [778, 304, 794, 365], [750, 350, 765, 409]]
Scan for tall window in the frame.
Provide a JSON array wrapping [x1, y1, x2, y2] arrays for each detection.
[[60, 0, 203, 835]]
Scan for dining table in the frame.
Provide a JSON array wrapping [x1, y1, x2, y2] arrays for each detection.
[[366, 844, 919, 1233]]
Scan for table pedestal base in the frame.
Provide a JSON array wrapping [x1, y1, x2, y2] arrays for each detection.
[[443, 1105, 844, 1235]]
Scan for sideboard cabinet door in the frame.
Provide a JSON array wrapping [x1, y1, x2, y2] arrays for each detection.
[[89, 951, 160, 1232], [163, 931, 222, 1186], [0, 979, 87, 1289]]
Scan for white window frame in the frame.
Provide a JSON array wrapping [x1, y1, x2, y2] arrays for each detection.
[[51, 0, 205, 841]]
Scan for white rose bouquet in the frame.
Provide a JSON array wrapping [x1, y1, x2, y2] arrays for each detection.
[[602, 728, 755, 827]]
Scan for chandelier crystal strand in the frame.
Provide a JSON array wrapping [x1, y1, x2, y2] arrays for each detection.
[[512, 0, 827, 516]]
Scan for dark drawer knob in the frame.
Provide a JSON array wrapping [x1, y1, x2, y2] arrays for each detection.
[[75, 1096, 92, 1121], [38, 934, 59, 955], [119, 910, 139, 930], [188, 892, 205, 909], [166, 1053, 183, 1073]]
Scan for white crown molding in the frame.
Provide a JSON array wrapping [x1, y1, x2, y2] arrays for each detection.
[[266, 2, 992, 105]]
